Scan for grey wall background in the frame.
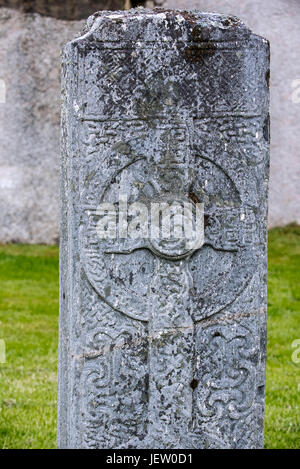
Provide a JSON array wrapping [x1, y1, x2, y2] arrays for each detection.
[[0, 8, 84, 243], [0, 0, 299, 243]]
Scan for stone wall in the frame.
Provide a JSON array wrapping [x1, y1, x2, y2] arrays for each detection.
[[0, 8, 85, 243], [0, 1, 298, 243], [148, 0, 300, 228], [0, 0, 125, 19]]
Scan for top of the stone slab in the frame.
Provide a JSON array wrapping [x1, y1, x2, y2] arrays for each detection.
[[73, 7, 267, 46]]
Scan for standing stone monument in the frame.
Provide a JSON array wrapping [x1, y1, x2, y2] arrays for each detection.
[[59, 8, 270, 449]]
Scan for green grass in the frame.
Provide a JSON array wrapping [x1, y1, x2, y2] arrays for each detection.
[[265, 225, 300, 448], [0, 245, 58, 449], [0, 227, 299, 448]]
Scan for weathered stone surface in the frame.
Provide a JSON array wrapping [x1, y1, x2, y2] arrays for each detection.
[[59, 8, 269, 449], [150, 0, 300, 228]]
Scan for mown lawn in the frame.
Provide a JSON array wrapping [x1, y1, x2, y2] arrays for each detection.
[[0, 245, 58, 449], [0, 226, 299, 449], [265, 225, 300, 448]]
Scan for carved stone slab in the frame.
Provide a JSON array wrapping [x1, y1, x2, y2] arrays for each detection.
[[59, 8, 270, 449]]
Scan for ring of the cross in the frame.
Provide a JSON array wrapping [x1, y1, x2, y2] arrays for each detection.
[[147, 195, 205, 260]]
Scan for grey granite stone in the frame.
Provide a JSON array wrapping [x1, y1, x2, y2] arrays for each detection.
[[59, 8, 269, 449]]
